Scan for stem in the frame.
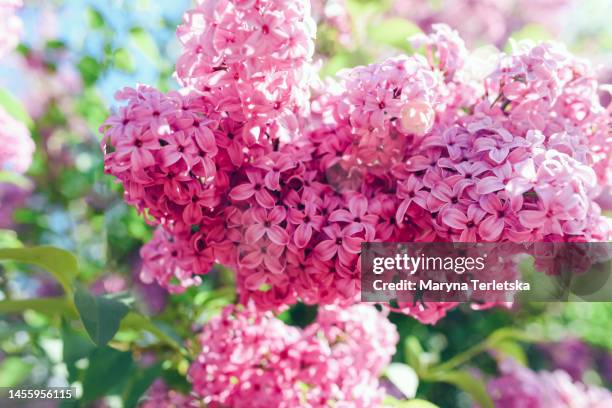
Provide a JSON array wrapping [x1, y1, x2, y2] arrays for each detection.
[[429, 342, 488, 374]]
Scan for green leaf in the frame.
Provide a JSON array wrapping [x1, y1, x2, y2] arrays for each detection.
[[81, 347, 134, 402], [427, 371, 493, 408], [113, 48, 135, 72], [0, 357, 33, 387], [383, 396, 440, 408], [122, 363, 163, 408], [368, 18, 421, 52], [0, 246, 78, 296], [62, 319, 96, 381], [0, 88, 33, 128], [404, 336, 425, 373], [489, 340, 527, 366], [130, 28, 161, 67], [77, 56, 103, 87], [86, 7, 105, 29], [74, 287, 130, 346], [120, 312, 183, 352], [385, 363, 419, 398]]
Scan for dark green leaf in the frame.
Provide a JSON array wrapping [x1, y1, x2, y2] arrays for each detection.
[[81, 347, 133, 402], [123, 363, 163, 408], [77, 56, 103, 86], [74, 287, 130, 346], [62, 319, 95, 381]]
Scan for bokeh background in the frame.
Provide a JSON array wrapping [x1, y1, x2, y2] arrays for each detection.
[[0, 0, 611, 407]]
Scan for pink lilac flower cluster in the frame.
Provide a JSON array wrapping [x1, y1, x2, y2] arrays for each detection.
[[103, 0, 611, 324], [138, 380, 195, 408], [393, 0, 574, 47], [175, 0, 316, 141], [487, 359, 612, 408], [0, 182, 30, 228], [538, 338, 591, 381], [188, 303, 397, 408], [0, 0, 22, 58], [0, 107, 35, 174]]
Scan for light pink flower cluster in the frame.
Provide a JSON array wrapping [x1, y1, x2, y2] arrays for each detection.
[[176, 0, 316, 140], [188, 304, 397, 408], [103, 0, 611, 324], [0, 0, 22, 58], [393, 0, 573, 47], [487, 359, 612, 408], [0, 107, 34, 174]]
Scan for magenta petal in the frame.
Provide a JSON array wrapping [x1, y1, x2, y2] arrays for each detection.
[[442, 208, 468, 229], [395, 199, 411, 223], [518, 210, 546, 229], [476, 177, 504, 195], [194, 128, 218, 155], [160, 150, 181, 167], [245, 224, 266, 244], [267, 225, 289, 245], [229, 184, 255, 201], [328, 209, 353, 223], [405, 155, 430, 171], [183, 203, 202, 225], [314, 240, 337, 261], [479, 215, 504, 241], [349, 196, 368, 217], [264, 171, 281, 190], [489, 147, 509, 164], [264, 254, 285, 274], [244, 271, 267, 290], [255, 190, 276, 209], [240, 251, 263, 269], [459, 228, 477, 242], [343, 236, 363, 254], [268, 206, 286, 224], [293, 223, 312, 248]]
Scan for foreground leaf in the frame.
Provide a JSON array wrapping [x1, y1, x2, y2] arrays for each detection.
[[0, 246, 78, 295], [74, 287, 129, 346], [81, 347, 133, 402]]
